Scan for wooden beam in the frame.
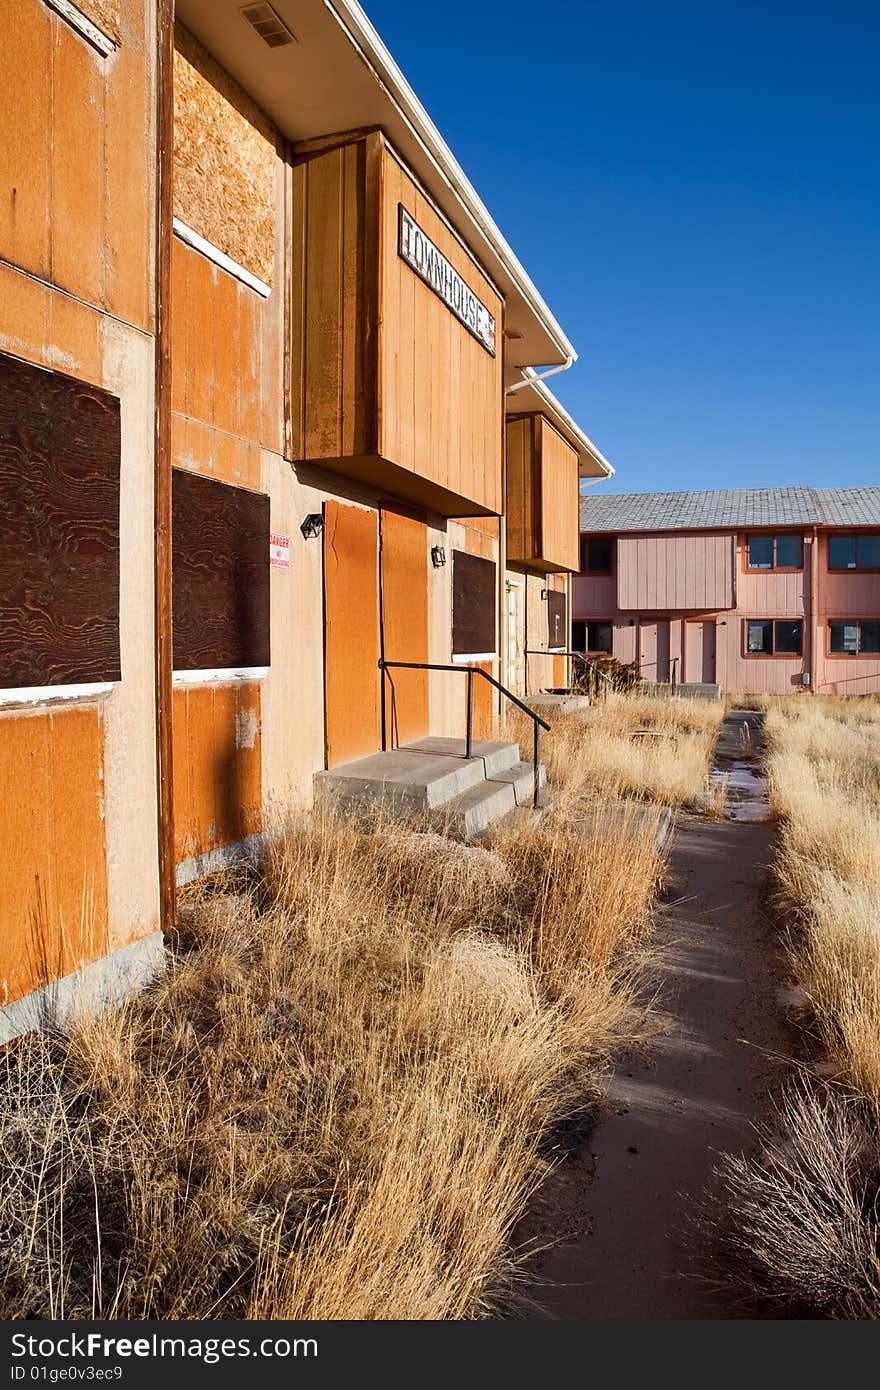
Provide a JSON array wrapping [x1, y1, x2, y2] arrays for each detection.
[[154, 0, 176, 933]]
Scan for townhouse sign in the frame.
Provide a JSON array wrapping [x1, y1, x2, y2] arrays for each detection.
[[398, 205, 496, 356]]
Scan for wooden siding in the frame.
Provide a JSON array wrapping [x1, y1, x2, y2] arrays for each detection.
[[290, 133, 503, 516], [0, 703, 108, 1006], [171, 469, 270, 671], [0, 352, 121, 687], [380, 504, 429, 747], [172, 681, 262, 863], [0, 0, 154, 329], [617, 533, 734, 611], [506, 414, 579, 571], [323, 501, 381, 767]]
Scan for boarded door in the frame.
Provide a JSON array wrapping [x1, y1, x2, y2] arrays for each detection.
[[505, 581, 523, 694], [656, 619, 670, 684], [324, 501, 380, 767], [685, 620, 716, 683], [380, 503, 429, 747], [640, 621, 658, 682]]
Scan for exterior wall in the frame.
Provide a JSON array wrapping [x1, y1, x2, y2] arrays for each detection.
[[500, 567, 567, 698], [575, 524, 880, 696], [506, 414, 579, 571], [617, 533, 733, 611], [0, 0, 160, 1013]]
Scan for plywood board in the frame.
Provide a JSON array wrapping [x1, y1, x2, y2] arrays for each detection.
[[380, 503, 428, 746], [452, 551, 496, 656], [173, 22, 276, 286], [171, 468, 270, 670], [0, 352, 121, 688], [323, 501, 380, 767]]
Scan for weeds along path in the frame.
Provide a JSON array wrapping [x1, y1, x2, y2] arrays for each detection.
[[533, 710, 791, 1319]]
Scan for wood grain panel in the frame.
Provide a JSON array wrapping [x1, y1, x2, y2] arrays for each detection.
[[171, 469, 270, 670], [323, 501, 380, 767], [452, 551, 496, 656], [0, 352, 121, 688], [547, 590, 566, 649], [539, 419, 580, 571], [0, 0, 51, 277], [380, 503, 428, 746], [172, 681, 263, 861], [51, 18, 104, 304], [0, 704, 107, 1006]]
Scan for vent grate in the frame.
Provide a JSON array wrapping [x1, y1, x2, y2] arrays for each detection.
[[240, 3, 296, 47]]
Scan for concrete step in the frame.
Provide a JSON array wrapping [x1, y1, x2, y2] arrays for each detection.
[[643, 682, 722, 701], [314, 737, 523, 814], [440, 762, 547, 838]]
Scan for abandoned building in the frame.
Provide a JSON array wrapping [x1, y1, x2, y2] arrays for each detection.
[[574, 487, 880, 696], [0, 0, 614, 1038]]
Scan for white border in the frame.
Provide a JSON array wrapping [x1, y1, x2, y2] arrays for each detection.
[[451, 653, 496, 664], [45, 0, 116, 57], [0, 682, 113, 709], [173, 667, 269, 686], [172, 219, 272, 298]]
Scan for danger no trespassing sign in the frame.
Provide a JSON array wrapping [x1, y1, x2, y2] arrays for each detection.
[[269, 533, 290, 569]]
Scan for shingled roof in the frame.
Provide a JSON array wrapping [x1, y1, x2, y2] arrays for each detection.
[[580, 487, 880, 534]]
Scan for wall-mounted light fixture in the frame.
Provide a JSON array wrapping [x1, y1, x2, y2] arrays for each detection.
[[300, 513, 324, 540], [431, 545, 447, 568], [540, 588, 549, 600]]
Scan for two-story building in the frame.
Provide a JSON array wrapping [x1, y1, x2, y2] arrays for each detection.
[[574, 487, 880, 696], [0, 0, 611, 1039]]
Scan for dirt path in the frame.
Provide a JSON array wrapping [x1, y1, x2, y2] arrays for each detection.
[[532, 710, 792, 1319]]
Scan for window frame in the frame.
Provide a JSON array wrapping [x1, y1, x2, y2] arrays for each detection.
[[586, 619, 614, 656], [827, 619, 880, 658], [744, 532, 804, 572], [580, 536, 614, 576], [743, 617, 804, 658], [827, 533, 880, 573]]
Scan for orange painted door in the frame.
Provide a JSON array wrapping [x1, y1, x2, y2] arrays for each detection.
[[380, 503, 429, 747], [324, 501, 381, 767]]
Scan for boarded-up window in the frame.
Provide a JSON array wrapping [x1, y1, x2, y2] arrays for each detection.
[[452, 550, 496, 656], [172, 470, 270, 670], [173, 22, 276, 285], [0, 353, 120, 688], [547, 591, 566, 649]]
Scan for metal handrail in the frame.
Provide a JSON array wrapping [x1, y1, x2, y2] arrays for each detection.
[[378, 659, 550, 808]]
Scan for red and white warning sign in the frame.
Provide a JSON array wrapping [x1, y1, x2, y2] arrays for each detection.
[[269, 533, 290, 569]]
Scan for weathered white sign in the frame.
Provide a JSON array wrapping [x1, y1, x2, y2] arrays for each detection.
[[269, 533, 290, 569], [398, 205, 496, 356]]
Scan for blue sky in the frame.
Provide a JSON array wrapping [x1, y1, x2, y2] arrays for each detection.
[[365, 0, 879, 494]]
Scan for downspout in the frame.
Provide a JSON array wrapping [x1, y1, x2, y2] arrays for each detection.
[[154, 0, 176, 933], [809, 525, 819, 694], [506, 359, 574, 395]]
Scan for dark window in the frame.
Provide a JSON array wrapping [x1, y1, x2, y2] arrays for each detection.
[[746, 618, 802, 655], [747, 620, 773, 654], [587, 620, 613, 654], [572, 620, 586, 653], [0, 352, 121, 688], [580, 537, 612, 573], [828, 536, 880, 570], [830, 621, 880, 655], [172, 469, 270, 670], [747, 533, 803, 569], [547, 590, 566, 649], [774, 620, 803, 654], [451, 550, 496, 655]]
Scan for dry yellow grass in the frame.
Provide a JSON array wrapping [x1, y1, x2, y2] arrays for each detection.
[[507, 691, 725, 810], [718, 694, 880, 1317], [0, 797, 662, 1320]]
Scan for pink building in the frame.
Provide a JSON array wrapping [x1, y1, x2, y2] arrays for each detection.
[[573, 488, 880, 696]]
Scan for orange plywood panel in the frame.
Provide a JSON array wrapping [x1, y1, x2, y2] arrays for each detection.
[[185, 248, 216, 427], [185, 683, 217, 855], [539, 419, 580, 572], [471, 661, 495, 740], [210, 682, 241, 848], [553, 654, 566, 687], [239, 286, 262, 443], [0, 711, 51, 1004], [47, 704, 108, 976], [48, 292, 102, 384], [171, 686, 192, 861], [212, 270, 240, 437], [171, 238, 189, 416], [380, 504, 429, 747], [0, 262, 50, 364], [236, 682, 262, 837], [0, 0, 51, 277], [105, 41, 153, 329], [51, 22, 104, 304], [324, 501, 380, 768]]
